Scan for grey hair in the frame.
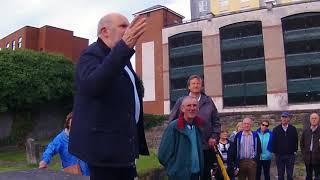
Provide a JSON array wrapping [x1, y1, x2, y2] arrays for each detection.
[[180, 96, 199, 110], [97, 15, 112, 37]]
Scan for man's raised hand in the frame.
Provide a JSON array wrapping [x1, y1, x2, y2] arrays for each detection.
[[122, 16, 147, 48]]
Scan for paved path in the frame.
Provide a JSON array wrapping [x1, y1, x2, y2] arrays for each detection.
[[0, 169, 89, 180]]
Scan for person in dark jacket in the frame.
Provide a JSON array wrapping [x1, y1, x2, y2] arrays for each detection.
[[300, 112, 320, 180], [168, 75, 221, 180], [69, 13, 149, 180], [158, 96, 204, 180], [272, 112, 298, 180], [233, 117, 262, 180], [256, 120, 272, 180]]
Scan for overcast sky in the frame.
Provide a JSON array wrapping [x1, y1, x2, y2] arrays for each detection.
[[0, 0, 191, 43]]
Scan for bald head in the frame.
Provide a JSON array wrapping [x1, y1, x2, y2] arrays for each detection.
[[180, 96, 199, 122], [97, 13, 128, 37], [96, 13, 129, 48]]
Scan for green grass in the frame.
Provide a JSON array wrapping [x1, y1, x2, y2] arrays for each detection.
[[136, 149, 162, 176], [0, 146, 61, 172], [0, 164, 37, 172], [0, 147, 162, 176], [0, 149, 25, 162]]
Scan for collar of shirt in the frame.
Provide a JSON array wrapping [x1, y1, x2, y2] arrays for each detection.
[[311, 125, 319, 132], [242, 131, 253, 136], [184, 120, 194, 130], [188, 93, 201, 101], [64, 128, 69, 136], [282, 124, 288, 130]]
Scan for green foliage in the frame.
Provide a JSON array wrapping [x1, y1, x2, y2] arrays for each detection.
[[0, 149, 25, 162], [0, 112, 35, 146], [143, 114, 167, 130], [136, 149, 162, 176], [0, 49, 74, 112]]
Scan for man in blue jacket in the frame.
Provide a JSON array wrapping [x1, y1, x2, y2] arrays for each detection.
[[69, 13, 149, 180], [232, 117, 261, 180]]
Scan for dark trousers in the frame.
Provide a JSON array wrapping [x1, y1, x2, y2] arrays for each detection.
[[275, 154, 295, 180], [88, 165, 136, 180], [238, 159, 257, 180], [169, 173, 200, 180], [305, 163, 320, 180], [201, 149, 216, 180], [256, 160, 271, 180]]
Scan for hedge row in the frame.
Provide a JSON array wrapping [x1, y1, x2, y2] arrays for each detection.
[[0, 49, 74, 112]]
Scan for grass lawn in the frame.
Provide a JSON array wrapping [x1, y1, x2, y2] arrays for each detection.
[[0, 146, 162, 177], [136, 149, 162, 176]]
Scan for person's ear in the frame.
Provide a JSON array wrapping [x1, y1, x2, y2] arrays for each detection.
[[101, 27, 109, 37], [180, 105, 185, 113]]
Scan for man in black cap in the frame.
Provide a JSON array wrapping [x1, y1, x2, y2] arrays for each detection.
[[271, 112, 298, 180]]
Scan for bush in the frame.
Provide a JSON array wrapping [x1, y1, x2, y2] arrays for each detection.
[[143, 114, 167, 130], [0, 49, 74, 112]]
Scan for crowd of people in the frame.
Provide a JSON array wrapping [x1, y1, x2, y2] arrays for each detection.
[[35, 11, 319, 180], [159, 74, 320, 180]]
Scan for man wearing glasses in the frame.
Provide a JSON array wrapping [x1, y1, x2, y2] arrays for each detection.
[[256, 120, 272, 180], [271, 112, 298, 180]]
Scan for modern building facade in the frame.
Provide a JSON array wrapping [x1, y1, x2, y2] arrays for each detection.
[[133, 5, 184, 114], [209, 0, 311, 16], [135, 1, 320, 115], [0, 25, 88, 62], [191, 0, 212, 19]]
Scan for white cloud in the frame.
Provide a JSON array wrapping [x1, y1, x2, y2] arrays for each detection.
[[0, 0, 191, 43]]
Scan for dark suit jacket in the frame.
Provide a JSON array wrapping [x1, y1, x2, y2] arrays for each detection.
[[69, 38, 149, 167], [272, 124, 298, 155]]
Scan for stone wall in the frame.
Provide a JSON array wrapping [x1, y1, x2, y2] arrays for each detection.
[[0, 112, 13, 139], [27, 105, 68, 140], [145, 109, 319, 151], [219, 110, 318, 130], [0, 104, 69, 142]]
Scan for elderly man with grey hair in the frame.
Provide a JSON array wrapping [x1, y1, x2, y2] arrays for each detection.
[[231, 117, 261, 180], [158, 96, 204, 180], [69, 13, 149, 180]]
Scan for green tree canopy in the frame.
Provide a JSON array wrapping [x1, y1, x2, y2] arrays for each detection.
[[0, 49, 74, 112]]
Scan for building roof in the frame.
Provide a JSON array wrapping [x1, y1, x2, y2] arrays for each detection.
[[133, 5, 185, 19]]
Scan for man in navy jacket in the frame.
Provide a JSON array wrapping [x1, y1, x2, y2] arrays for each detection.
[[69, 13, 149, 180], [272, 112, 298, 180]]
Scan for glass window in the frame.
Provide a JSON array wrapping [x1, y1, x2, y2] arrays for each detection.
[[18, 37, 22, 48], [220, 21, 267, 107], [169, 31, 203, 109], [219, 0, 228, 7], [220, 21, 262, 40], [283, 13, 320, 103], [170, 54, 203, 68], [6, 43, 10, 48], [12, 40, 15, 50], [283, 13, 320, 31], [169, 32, 202, 48], [198, 0, 208, 13]]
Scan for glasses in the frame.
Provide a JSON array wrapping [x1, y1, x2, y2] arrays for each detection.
[[261, 124, 269, 127]]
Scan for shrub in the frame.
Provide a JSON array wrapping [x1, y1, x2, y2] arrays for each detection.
[[143, 114, 167, 130], [0, 49, 74, 112]]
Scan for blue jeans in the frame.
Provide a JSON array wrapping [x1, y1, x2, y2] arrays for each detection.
[[275, 154, 295, 180]]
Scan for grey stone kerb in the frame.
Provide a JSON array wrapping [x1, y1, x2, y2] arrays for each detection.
[[0, 169, 89, 180]]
